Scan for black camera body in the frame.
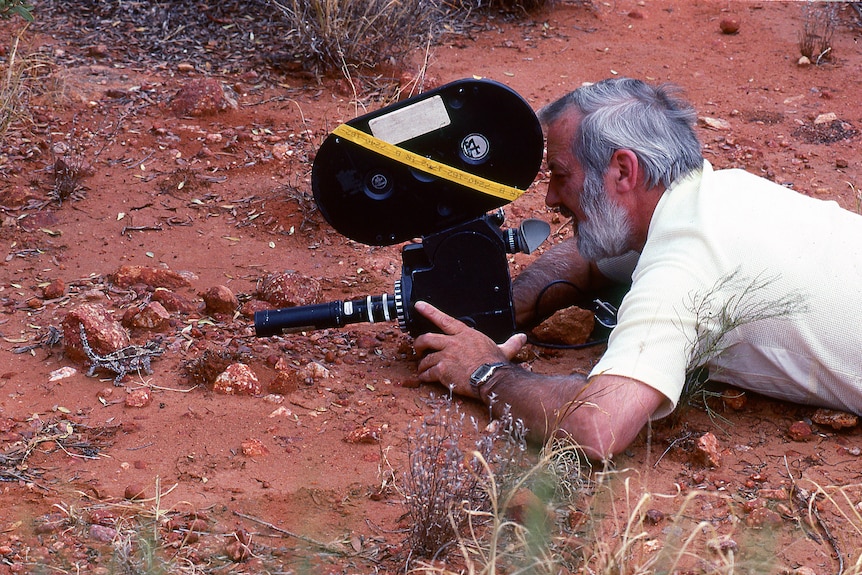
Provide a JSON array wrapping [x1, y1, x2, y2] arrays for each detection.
[[254, 79, 546, 342]]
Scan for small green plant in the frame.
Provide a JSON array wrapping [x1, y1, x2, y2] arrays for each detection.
[[0, 0, 33, 21]]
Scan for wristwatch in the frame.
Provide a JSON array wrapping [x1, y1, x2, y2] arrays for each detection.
[[469, 362, 509, 394]]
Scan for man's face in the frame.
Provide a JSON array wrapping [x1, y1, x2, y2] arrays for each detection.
[[544, 111, 634, 261]]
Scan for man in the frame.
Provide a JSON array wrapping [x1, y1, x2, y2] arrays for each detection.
[[413, 77, 862, 460]]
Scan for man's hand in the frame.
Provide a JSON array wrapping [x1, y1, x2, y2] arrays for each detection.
[[413, 301, 526, 399]]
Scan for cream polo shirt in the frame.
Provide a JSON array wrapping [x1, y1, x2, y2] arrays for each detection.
[[590, 160, 862, 418]]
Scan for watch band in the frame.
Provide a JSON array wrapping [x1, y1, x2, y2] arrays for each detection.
[[469, 362, 509, 398]]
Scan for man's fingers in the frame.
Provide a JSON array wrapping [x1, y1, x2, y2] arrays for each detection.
[[499, 333, 527, 359], [413, 301, 465, 335]]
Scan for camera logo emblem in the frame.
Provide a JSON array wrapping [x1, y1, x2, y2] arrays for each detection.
[[461, 133, 490, 164], [370, 173, 388, 191]]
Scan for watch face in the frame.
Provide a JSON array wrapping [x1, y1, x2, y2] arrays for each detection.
[[471, 363, 504, 386]]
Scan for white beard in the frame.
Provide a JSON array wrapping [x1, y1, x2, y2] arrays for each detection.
[[576, 171, 634, 261]]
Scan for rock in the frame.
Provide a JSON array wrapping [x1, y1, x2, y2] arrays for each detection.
[[719, 18, 739, 35], [694, 432, 722, 467], [110, 265, 192, 289], [505, 488, 553, 530], [48, 366, 77, 382], [269, 369, 301, 395], [698, 116, 732, 131], [531, 306, 594, 346], [152, 288, 197, 313], [0, 185, 41, 207], [811, 408, 858, 430], [836, 158, 849, 169], [62, 304, 131, 362], [87, 44, 109, 58], [788, 420, 813, 441], [170, 78, 238, 117], [644, 508, 664, 524], [125, 301, 171, 331], [241, 438, 269, 457], [239, 298, 272, 319], [202, 285, 239, 315], [89, 524, 117, 543], [745, 506, 783, 528], [124, 387, 152, 408], [41, 278, 66, 300], [814, 112, 838, 125], [213, 363, 261, 396], [343, 423, 385, 444], [124, 484, 147, 501], [256, 271, 322, 308], [721, 388, 747, 410], [797, 55, 812, 67], [88, 508, 118, 526]]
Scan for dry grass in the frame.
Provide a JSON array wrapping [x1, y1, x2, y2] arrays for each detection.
[[267, 0, 447, 74], [798, 1, 838, 64]]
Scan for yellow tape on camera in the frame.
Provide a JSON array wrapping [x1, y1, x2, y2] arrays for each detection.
[[332, 124, 526, 202]]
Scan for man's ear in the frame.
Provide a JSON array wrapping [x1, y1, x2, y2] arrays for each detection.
[[608, 149, 640, 194]]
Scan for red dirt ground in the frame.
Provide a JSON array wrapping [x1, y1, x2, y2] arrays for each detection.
[[1, 1, 862, 573]]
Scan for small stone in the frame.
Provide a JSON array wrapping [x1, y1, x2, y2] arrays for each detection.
[[110, 265, 191, 289], [719, 18, 739, 34], [836, 158, 849, 169], [42, 278, 66, 299], [343, 423, 385, 444], [127, 301, 171, 331], [699, 116, 732, 131], [125, 387, 152, 408], [797, 55, 811, 67], [87, 44, 109, 58], [213, 363, 261, 395], [89, 524, 117, 543], [814, 112, 838, 125], [721, 388, 746, 410], [745, 507, 783, 528], [644, 509, 664, 524], [124, 484, 146, 501], [694, 432, 722, 467], [241, 438, 269, 457], [201, 285, 239, 315], [788, 420, 813, 441], [811, 408, 858, 430]]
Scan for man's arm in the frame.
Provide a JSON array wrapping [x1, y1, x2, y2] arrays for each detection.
[[512, 238, 618, 328], [478, 368, 663, 460], [413, 301, 664, 460]]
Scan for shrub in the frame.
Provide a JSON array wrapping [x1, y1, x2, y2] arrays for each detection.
[[267, 0, 448, 73], [0, 0, 33, 21]]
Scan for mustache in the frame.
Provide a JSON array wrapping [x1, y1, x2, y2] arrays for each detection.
[[555, 205, 575, 221]]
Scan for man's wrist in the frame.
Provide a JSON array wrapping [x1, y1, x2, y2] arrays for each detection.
[[469, 362, 512, 402]]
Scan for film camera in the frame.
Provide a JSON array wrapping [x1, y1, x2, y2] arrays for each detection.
[[254, 78, 548, 343]]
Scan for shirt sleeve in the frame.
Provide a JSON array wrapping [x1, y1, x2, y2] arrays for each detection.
[[589, 259, 704, 419]]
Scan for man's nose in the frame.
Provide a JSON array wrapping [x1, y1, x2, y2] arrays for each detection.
[[545, 181, 559, 208]]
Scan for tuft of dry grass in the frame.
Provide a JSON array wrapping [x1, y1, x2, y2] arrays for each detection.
[[798, 1, 838, 64], [401, 396, 528, 561], [267, 0, 446, 74]]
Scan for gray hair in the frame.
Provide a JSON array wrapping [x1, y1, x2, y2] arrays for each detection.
[[538, 78, 703, 189]]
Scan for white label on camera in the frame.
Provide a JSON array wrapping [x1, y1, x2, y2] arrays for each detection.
[[368, 95, 450, 145]]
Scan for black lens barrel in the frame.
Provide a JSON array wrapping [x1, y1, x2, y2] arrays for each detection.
[[254, 294, 398, 337]]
